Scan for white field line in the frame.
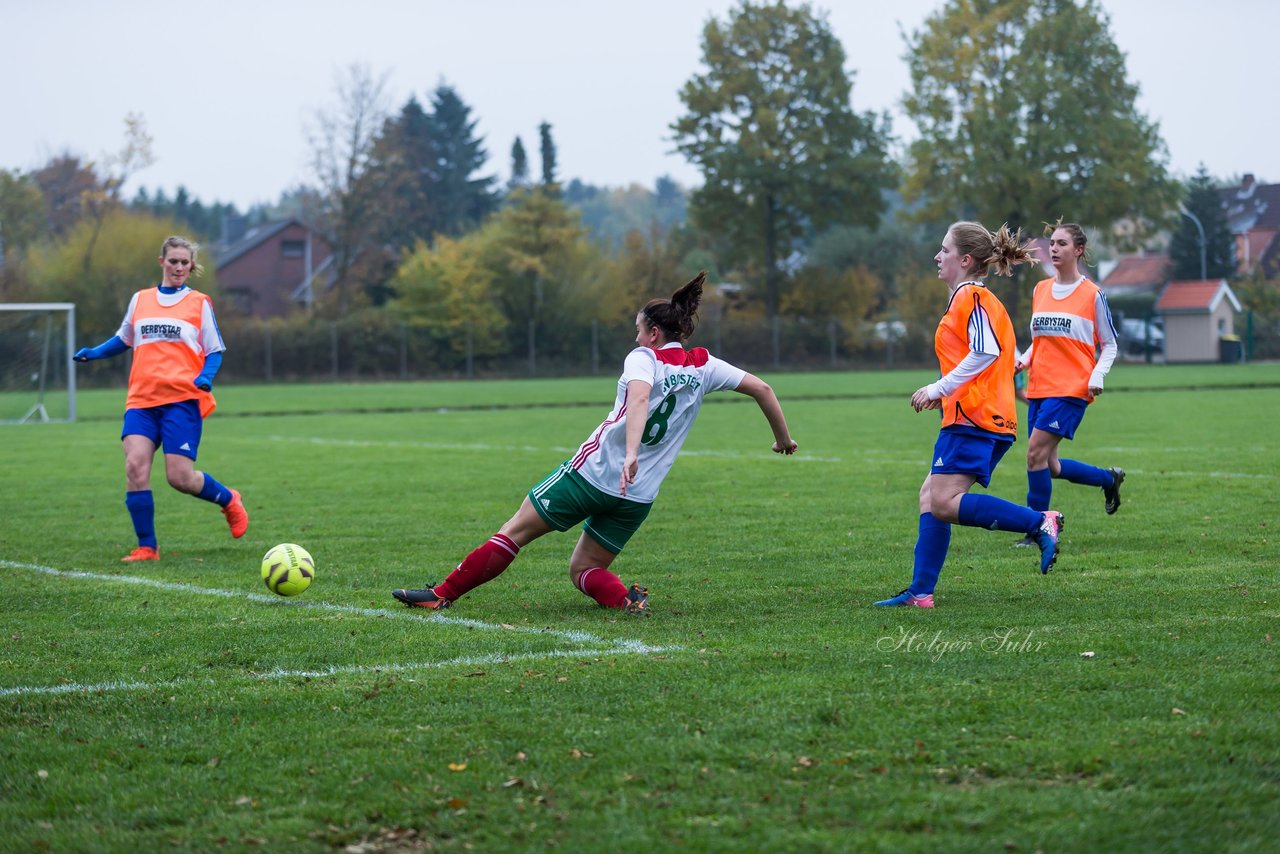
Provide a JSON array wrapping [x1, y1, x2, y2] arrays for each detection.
[[0, 560, 679, 697], [0, 559, 616, 645], [261, 436, 1275, 477], [0, 645, 671, 698], [260, 434, 844, 463]]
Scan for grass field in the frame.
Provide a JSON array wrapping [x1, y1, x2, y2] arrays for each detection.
[[2, 362, 1278, 851]]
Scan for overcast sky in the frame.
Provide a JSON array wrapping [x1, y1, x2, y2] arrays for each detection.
[[4, 0, 1276, 212]]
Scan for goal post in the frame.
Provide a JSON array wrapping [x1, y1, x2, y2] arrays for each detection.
[[0, 303, 77, 423]]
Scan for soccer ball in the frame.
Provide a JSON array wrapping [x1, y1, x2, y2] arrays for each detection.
[[261, 543, 315, 596]]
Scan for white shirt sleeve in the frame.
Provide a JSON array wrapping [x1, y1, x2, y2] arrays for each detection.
[[200, 299, 226, 355], [706, 355, 748, 393], [115, 293, 140, 345], [926, 300, 1000, 400], [620, 347, 657, 386], [1090, 291, 1118, 388]]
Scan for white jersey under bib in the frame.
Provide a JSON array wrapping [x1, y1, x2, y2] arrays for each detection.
[[569, 343, 746, 503]]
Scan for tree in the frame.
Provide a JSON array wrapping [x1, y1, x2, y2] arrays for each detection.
[[79, 113, 155, 273], [672, 0, 895, 321], [1171, 165, 1234, 280], [481, 187, 596, 366], [0, 170, 46, 260], [307, 63, 391, 314], [389, 235, 506, 358], [509, 137, 529, 191], [539, 121, 558, 190], [27, 209, 209, 341], [427, 85, 499, 237], [32, 155, 101, 239], [902, 0, 1180, 316], [366, 96, 439, 250]]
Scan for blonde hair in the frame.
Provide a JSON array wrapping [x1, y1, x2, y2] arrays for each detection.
[[1044, 218, 1089, 265], [160, 235, 203, 277], [948, 221, 1035, 278]]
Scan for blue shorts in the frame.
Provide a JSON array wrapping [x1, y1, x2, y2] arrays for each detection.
[[121, 400, 204, 459], [931, 427, 1013, 489], [1026, 397, 1087, 440]]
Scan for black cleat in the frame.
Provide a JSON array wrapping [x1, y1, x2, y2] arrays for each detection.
[[1104, 467, 1125, 515]]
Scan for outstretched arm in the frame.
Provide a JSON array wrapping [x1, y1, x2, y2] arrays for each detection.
[[734, 373, 797, 455], [619, 379, 652, 496], [73, 336, 129, 362]]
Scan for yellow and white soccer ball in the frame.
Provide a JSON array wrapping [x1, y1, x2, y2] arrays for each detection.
[[261, 543, 315, 596]]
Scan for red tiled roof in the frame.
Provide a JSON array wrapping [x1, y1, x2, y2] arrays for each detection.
[[1237, 229, 1279, 274], [1156, 280, 1241, 313], [1102, 255, 1169, 288]]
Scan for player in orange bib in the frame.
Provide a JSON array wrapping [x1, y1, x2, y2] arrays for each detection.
[[875, 222, 1064, 608], [1014, 221, 1123, 546], [74, 236, 248, 561]]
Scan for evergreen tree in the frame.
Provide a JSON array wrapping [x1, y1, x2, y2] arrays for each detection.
[[367, 96, 440, 249], [539, 121, 558, 191], [428, 84, 499, 236], [510, 137, 529, 190], [1171, 165, 1234, 280]]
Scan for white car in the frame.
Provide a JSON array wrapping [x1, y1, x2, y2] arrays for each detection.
[[1119, 318, 1164, 355]]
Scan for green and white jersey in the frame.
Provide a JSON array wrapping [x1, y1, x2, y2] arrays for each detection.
[[568, 343, 745, 503]]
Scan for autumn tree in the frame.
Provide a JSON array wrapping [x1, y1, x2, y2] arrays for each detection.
[[307, 63, 391, 314], [902, 0, 1180, 316], [0, 170, 47, 281], [389, 234, 506, 360], [1171, 165, 1234, 281], [32, 155, 101, 239], [672, 0, 895, 323], [388, 185, 606, 370], [27, 209, 210, 341], [78, 114, 155, 273]]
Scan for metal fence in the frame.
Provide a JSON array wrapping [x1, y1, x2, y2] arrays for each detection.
[[52, 309, 1280, 390], [202, 314, 937, 384]]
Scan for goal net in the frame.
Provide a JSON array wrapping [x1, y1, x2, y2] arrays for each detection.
[[0, 303, 77, 423]]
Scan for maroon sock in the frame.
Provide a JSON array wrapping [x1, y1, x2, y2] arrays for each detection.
[[576, 566, 629, 609], [435, 533, 520, 601]]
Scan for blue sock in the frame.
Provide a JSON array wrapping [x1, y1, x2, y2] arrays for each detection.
[[124, 490, 157, 548], [1056, 459, 1113, 488], [958, 494, 1044, 534], [1026, 468, 1053, 512], [197, 473, 232, 507], [910, 513, 951, 595]]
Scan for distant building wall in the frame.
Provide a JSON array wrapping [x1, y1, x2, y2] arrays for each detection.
[[217, 222, 331, 318]]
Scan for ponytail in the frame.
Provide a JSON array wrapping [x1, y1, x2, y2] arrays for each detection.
[[642, 271, 706, 342]]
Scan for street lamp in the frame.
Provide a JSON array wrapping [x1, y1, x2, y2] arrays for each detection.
[[1179, 205, 1208, 280]]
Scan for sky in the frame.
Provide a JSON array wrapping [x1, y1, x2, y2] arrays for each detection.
[[3, 0, 1277, 212]]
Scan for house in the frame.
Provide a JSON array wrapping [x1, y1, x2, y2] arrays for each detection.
[[212, 218, 333, 318], [1220, 174, 1280, 279], [1099, 253, 1170, 297], [1155, 279, 1243, 363]]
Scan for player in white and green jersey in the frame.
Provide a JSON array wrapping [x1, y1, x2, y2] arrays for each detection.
[[392, 272, 798, 615]]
